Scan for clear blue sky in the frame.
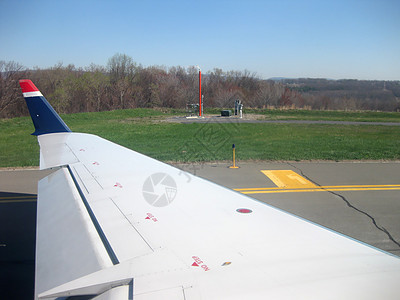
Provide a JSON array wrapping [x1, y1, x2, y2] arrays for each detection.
[[1, 0, 399, 80]]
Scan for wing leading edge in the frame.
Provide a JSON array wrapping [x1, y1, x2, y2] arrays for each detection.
[[20, 80, 400, 299]]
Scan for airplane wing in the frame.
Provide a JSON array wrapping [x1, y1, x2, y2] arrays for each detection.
[[20, 79, 400, 299]]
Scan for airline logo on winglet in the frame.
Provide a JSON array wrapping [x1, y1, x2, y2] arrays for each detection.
[[19, 79, 43, 98], [19, 79, 71, 135]]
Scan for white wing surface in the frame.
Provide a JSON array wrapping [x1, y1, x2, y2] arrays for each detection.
[[20, 80, 400, 299]]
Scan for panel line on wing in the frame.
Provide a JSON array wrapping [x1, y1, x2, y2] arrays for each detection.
[[72, 163, 104, 194], [72, 166, 90, 194], [67, 166, 120, 265], [65, 142, 81, 162], [109, 197, 155, 252], [82, 163, 105, 190]]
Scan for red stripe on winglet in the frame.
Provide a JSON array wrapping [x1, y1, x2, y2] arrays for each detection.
[[19, 80, 39, 93]]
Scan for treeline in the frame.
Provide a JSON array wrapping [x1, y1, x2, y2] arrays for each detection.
[[1, 54, 400, 118]]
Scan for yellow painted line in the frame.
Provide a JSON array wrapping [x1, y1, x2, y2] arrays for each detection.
[[238, 187, 400, 194], [0, 196, 36, 199], [0, 199, 37, 203], [261, 170, 318, 188], [313, 184, 400, 189], [235, 184, 400, 191], [0, 196, 37, 203], [236, 170, 400, 194], [236, 187, 284, 191]]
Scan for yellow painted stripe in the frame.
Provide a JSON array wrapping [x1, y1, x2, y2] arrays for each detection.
[[261, 170, 318, 188], [0, 196, 36, 199], [236, 187, 284, 191], [240, 169, 400, 194], [236, 186, 400, 194], [320, 184, 400, 188], [235, 184, 400, 191], [0, 195, 37, 203], [0, 199, 37, 203]]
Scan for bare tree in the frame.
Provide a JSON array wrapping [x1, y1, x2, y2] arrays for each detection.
[[159, 73, 185, 108], [107, 53, 137, 109], [0, 61, 27, 117], [253, 81, 284, 108], [83, 64, 110, 111]]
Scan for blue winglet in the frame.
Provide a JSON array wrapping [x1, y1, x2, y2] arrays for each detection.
[[19, 80, 71, 136]]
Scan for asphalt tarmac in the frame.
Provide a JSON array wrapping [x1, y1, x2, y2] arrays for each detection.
[[1, 162, 399, 299], [0, 169, 52, 300]]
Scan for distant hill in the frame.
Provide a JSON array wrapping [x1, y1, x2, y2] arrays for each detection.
[[268, 77, 291, 81], [280, 78, 400, 95]]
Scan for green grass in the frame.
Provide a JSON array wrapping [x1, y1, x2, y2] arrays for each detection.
[[1, 108, 400, 167], [205, 108, 400, 123], [203, 108, 400, 123], [256, 109, 400, 122], [233, 124, 400, 161]]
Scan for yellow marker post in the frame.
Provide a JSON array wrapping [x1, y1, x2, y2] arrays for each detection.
[[229, 144, 239, 169]]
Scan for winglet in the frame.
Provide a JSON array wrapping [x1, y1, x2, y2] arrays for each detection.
[[19, 79, 71, 136]]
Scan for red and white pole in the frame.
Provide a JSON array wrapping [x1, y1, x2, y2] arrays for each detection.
[[199, 68, 202, 117]]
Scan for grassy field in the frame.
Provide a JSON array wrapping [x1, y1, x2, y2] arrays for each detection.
[[1, 108, 400, 167], [205, 108, 400, 122]]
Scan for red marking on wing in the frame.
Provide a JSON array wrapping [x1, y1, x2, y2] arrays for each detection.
[[236, 208, 253, 214], [145, 213, 158, 222], [192, 256, 210, 271], [19, 80, 39, 93]]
